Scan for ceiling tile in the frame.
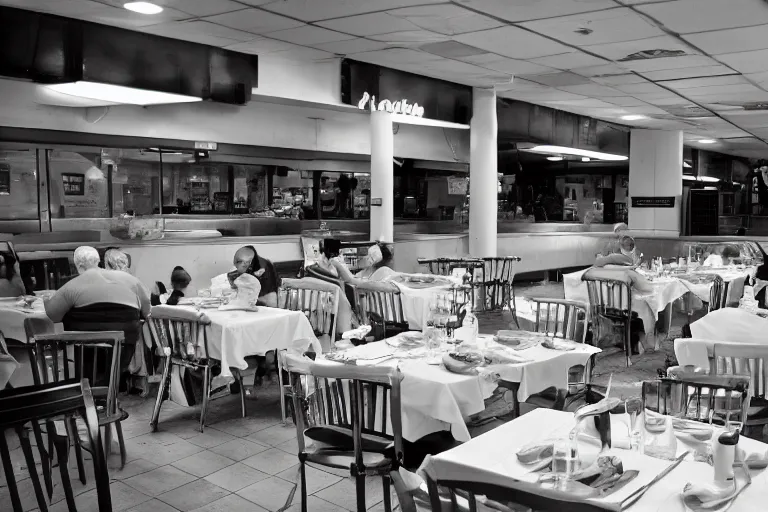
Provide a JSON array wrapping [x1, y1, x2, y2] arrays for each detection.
[[683, 24, 768, 56], [203, 8, 305, 34], [718, 49, 768, 74], [503, 89, 589, 102], [581, 35, 698, 62], [456, 0, 616, 23], [570, 63, 628, 77], [267, 25, 355, 45], [477, 58, 555, 75], [546, 98, 618, 108], [159, 0, 244, 17], [350, 48, 443, 67], [258, 0, 445, 22], [591, 74, 647, 86], [269, 45, 335, 62], [613, 81, 671, 95], [621, 56, 720, 73], [637, 0, 768, 34], [368, 31, 449, 43], [455, 26, 572, 59], [529, 52, 610, 70], [641, 65, 738, 81], [558, 83, 626, 98], [521, 72, 592, 88], [0, 0, 187, 26], [386, 4, 504, 36], [660, 75, 750, 90], [312, 38, 391, 54], [419, 41, 489, 59], [744, 72, 768, 85], [495, 78, 547, 92], [315, 12, 415, 37], [140, 20, 256, 45], [224, 36, 301, 54], [681, 83, 768, 97], [521, 8, 664, 47]]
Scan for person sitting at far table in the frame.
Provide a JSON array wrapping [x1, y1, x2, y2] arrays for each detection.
[[211, 245, 280, 307], [0, 251, 25, 298], [44, 246, 151, 382], [595, 235, 642, 268]]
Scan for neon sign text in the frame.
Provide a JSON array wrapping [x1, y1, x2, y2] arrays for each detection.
[[357, 92, 424, 117]]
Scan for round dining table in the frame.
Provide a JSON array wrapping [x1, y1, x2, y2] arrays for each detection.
[[384, 273, 462, 329]]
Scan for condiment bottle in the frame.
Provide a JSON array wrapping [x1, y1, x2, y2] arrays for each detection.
[[713, 429, 739, 488]]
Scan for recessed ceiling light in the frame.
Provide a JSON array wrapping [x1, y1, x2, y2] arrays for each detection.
[[124, 2, 163, 14], [621, 114, 647, 121], [697, 139, 716, 144], [582, 157, 591, 162], [547, 156, 564, 162], [46, 81, 201, 106], [525, 145, 628, 161]]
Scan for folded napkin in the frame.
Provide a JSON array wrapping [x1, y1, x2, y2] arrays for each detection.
[[225, 273, 261, 309], [737, 445, 768, 469], [342, 325, 372, 340]]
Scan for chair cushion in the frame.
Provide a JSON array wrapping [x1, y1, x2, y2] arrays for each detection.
[[305, 449, 392, 471], [304, 425, 393, 453]]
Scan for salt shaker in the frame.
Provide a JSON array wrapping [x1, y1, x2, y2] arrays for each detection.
[[713, 429, 739, 488]]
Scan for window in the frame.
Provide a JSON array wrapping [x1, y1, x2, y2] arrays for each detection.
[[61, 173, 85, 195], [0, 148, 38, 220], [0, 164, 9, 195]]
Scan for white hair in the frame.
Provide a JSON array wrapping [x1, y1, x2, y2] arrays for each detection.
[[74, 246, 100, 274], [613, 222, 628, 234]]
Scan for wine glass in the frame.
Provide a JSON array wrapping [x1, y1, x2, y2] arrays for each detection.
[[551, 438, 579, 489]]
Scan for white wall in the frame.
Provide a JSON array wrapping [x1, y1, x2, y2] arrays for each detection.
[[252, 56, 341, 106], [0, 79, 468, 163]]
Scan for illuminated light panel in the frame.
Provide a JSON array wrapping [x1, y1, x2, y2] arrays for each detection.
[[46, 82, 202, 106], [621, 115, 647, 121], [124, 2, 163, 14], [527, 145, 628, 161], [547, 156, 564, 161], [697, 139, 716, 144]]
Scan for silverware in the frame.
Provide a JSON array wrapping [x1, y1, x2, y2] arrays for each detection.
[[621, 451, 690, 509], [597, 470, 639, 497]]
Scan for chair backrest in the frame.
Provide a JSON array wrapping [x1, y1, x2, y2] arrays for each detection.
[[0, 240, 19, 263], [481, 257, 521, 284], [712, 343, 768, 399], [0, 380, 112, 512], [529, 298, 588, 343], [34, 331, 124, 416], [355, 282, 406, 325], [642, 376, 749, 425], [283, 352, 404, 467], [708, 275, 729, 311], [146, 306, 212, 363], [278, 279, 340, 343], [582, 276, 633, 315], [417, 257, 484, 278]]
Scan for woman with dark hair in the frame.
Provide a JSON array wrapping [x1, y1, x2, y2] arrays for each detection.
[[0, 252, 25, 297]]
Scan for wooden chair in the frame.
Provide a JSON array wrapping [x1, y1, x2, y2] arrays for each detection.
[[708, 274, 730, 311], [0, 379, 112, 512], [146, 306, 215, 432], [643, 375, 749, 425], [583, 275, 634, 367], [477, 257, 522, 322], [355, 282, 409, 340], [284, 352, 404, 512], [712, 343, 768, 433], [275, 279, 340, 424], [33, 331, 129, 471], [417, 257, 483, 278], [523, 299, 592, 412]]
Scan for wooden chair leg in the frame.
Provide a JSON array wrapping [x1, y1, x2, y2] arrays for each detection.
[[17, 427, 47, 512], [115, 421, 127, 469], [68, 416, 86, 484], [236, 371, 247, 418], [278, 357, 287, 425], [300, 461, 308, 512], [355, 473, 367, 512], [150, 357, 172, 432], [31, 422, 53, 499], [0, 431, 22, 512], [199, 366, 211, 433], [104, 423, 113, 458], [382, 475, 393, 512], [52, 431, 76, 512]]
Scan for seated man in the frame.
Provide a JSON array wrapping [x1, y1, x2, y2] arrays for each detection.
[[44, 246, 151, 380], [211, 245, 280, 307], [595, 235, 641, 268], [0, 251, 25, 298]]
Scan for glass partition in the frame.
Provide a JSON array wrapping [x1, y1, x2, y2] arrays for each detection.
[[0, 147, 38, 220]]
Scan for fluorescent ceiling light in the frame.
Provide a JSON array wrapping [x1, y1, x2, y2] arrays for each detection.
[[621, 115, 647, 121], [697, 139, 716, 144], [526, 145, 628, 161], [582, 157, 590, 162], [124, 2, 163, 14], [547, 156, 563, 162], [46, 81, 201, 106], [683, 175, 719, 182]]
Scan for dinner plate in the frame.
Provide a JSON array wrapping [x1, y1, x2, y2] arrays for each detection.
[[541, 339, 577, 351], [386, 332, 425, 349]]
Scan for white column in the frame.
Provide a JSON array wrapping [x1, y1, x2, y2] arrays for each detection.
[[469, 87, 498, 257], [370, 110, 394, 243], [628, 129, 683, 237]]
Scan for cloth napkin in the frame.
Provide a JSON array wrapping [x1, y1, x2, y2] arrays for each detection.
[[225, 273, 261, 309]]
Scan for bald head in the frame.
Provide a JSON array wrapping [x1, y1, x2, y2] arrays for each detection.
[[74, 246, 100, 274], [234, 246, 256, 274]]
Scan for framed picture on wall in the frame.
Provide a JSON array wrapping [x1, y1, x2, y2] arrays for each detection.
[[0, 163, 10, 195], [62, 173, 85, 195]]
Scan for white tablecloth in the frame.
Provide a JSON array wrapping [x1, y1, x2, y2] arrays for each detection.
[[421, 408, 768, 512], [0, 299, 48, 342], [323, 333, 599, 442], [176, 306, 319, 378], [675, 308, 768, 370], [387, 274, 459, 329]]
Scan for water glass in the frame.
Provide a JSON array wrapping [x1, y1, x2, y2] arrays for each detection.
[[643, 414, 678, 460], [552, 438, 579, 487]]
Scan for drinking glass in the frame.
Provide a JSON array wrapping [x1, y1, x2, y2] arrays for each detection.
[[551, 438, 579, 488]]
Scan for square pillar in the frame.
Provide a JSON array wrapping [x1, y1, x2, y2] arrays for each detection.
[[370, 111, 394, 243]]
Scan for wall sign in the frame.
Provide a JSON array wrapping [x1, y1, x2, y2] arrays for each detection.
[[370, 197, 383, 206], [195, 141, 218, 151], [357, 92, 424, 117], [631, 196, 676, 208]]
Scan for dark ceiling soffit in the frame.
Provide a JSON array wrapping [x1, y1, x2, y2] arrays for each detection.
[[496, 98, 629, 154], [0, 6, 257, 105]]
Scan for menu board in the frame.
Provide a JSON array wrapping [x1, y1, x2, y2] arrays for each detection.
[[448, 177, 467, 195]]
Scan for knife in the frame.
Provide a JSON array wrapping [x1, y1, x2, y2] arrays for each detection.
[[620, 451, 690, 509], [595, 470, 639, 497]]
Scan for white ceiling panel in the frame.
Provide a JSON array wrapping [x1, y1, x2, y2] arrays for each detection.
[[621, 56, 721, 73], [140, 20, 256, 44], [529, 52, 610, 70], [368, 31, 449, 43], [520, 72, 592, 88], [637, 0, 768, 34], [545, 98, 618, 108], [269, 45, 335, 62], [223, 36, 301, 54], [570, 63, 630, 77], [350, 48, 444, 66], [641, 66, 738, 81], [660, 75, 750, 90], [591, 74, 647, 86], [312, 38, 392, 55], [203, 9, 305, 35], [721, 111, 768, 128], [581, 35, 698, 62], [558, 83, 626, 98], [267, 25, 355, 45], [0, 0, 188, 26], [604, 96, 654, 107], [477, 58, 555, 76], [457, 0, 616, 23], [157, 0, 244, 17], [683, 24, 768, 56], [613, 81, 672, 95], [503, 89, 589, 102], [455, 26, 572, 60], [315, 12, 416, 37], [520, 8, 664, 47], [718, 49, 768, 74], [259, 0, 446, 22], [386, 4, 504, 36]]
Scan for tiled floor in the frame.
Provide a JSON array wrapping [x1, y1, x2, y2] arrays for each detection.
[[0, 280, 733, 511]]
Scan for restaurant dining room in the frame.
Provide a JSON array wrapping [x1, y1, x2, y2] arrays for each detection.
[[3, 0, 768, 511]]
